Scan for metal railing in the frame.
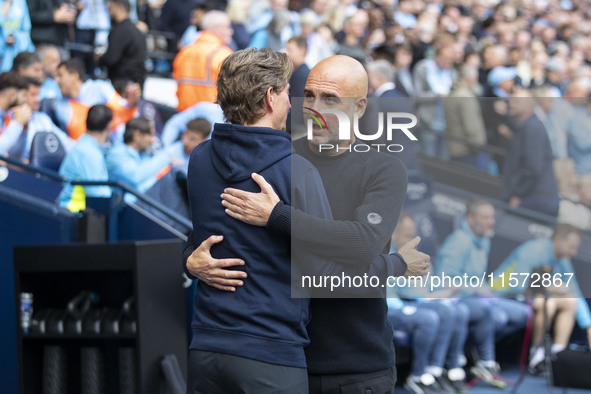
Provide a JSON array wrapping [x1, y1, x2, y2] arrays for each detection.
[[0, 156, 192, 232]]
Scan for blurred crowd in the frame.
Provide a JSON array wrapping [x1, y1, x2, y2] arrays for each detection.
[[1, 0, 591, 392], [0, 0, 589, 223]]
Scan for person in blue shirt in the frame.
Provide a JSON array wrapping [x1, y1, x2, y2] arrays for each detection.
[[0, 0, 34, 72], [35, 44, 63, 101], [160, 101, 224, 147], [178, 3, 208, 49], [106, 117, 179, 193], [412, 36, 457, 159], [58, 105, 113, 209], [44, 58, 136, 140], [565, 79, 591, 175], [7, 77, 72, 161], [388, 213, 469, 394], [0, 72, 30, 155], [493, 223, 591, 374], [168, 117, 210, 175], [435, 199, 530, 386], [11, 51, 43, 83]]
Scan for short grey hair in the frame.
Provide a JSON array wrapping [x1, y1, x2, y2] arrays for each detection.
[[201, 10, 230, 31], [366, 60, 394, 82]]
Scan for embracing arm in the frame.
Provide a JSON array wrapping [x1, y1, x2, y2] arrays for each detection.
[[223, 160, 408, 265]]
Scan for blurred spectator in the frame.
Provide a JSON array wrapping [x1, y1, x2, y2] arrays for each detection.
[[137, 0, 163, 32], [0, 0, 34, 72], [26, 0, 76, 48], [482, 66, 516, 172], [285, 36, 309, 98], [168, 117, 211, 174], [367, 59, 400, 98], [301, 10, 335, 68], [336, 10, 368, 65], [0, 72, 29, 155], [111, 79, 162, 144], [98, 0, 147, 87], [226, 0, 251, 50], [532, 90, 573, 160], [501, 89, 560, 216], [364, 59, 419, 172], [394, 0, 417, 29], [173, 10, 233, 112], [545, 57, 568, 97], [247, 0, 298, 44], [480, 45, 508, 96], [565, 79, 591, 175], [160, 0, 196, 46], [388, 214, 469, 394], [11, 51, 43, 82], [559, 174, 591, 231], [493, 224, 591, 374], [46, 58, 124, 139], [58, 104, 113, 209], [7, 76, 72, 162], [179, 3, 210, 50], [413, 34, 456, 158], [393, 43, 414, 97], [35, 44, 62, 100], [488, 66, 516, 98], [106, 117, 179, 193], [527, 50, 548, 90], [444, 64, 487, 169], [74, 0, 110, 77], [434, 199, 524, 388], [161, 101, 223, 147], [249, 9, 292, 51]]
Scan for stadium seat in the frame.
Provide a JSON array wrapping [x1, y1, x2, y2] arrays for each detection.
[[29, 132, 66, 172]]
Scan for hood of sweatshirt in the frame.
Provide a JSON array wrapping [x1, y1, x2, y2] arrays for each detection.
[[209, 123, 292, 183]]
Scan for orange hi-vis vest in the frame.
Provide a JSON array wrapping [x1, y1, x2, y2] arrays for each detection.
[[67, 99, 89, 140], [2, 111, 11, 133], [107, 93, 138, 132], [173, 32, 232, 112]]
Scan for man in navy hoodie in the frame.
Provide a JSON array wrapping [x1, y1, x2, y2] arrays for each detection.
[[185, 47, 337, 393]]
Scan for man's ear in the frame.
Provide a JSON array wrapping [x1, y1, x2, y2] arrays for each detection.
[[355, 97, 368, 119], [264, 87, 274, 112]]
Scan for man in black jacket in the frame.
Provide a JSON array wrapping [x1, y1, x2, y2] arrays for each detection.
[[98, 0, 146, 86], [501, 88, 560, 216], [27, 0, 77, 48]]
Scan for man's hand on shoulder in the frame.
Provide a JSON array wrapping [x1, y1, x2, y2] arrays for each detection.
[[221, 173, 280, 226]]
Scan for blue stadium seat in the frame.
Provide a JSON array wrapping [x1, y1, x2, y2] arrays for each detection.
[[29, 132, 66, 172]]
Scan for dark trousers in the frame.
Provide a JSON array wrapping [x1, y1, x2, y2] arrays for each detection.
[[187, 350, 308, 394], [308, 367, 396, 394]]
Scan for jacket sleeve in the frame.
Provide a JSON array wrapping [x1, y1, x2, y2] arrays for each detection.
[[183, 231, 197, 280], [107, 148, 171, 187], [268, 157, 407, 266], [292, 165, 406, 297], [0, 121, 23, 154], [99, 25, 129, 68], [460, 98, 487, 147]]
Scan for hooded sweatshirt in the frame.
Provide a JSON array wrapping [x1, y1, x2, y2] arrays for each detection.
[[186, 122, 331, 368]]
